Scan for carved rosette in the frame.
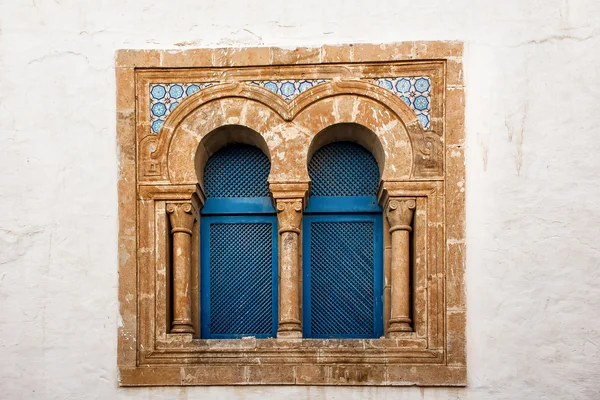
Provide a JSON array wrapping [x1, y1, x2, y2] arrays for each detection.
[[275, 199, 304, 338], [384, 198, 416, 335], [166, 202, 197, 334]]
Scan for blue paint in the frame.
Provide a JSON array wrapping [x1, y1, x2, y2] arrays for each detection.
[[302, 213, 383, 339], [304, 196, 382, 214], [203, 144, 270, 198], [200, 144, 277, 339], [308, 142, 380, 197], [303, 141, 384, 339], [201, 197, 275, 215], [200, 214, 278, 339]]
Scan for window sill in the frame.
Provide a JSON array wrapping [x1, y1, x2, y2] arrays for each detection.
[[122, 336, 464, 386]]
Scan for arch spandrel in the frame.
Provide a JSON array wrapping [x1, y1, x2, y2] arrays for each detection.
[[140, 83, 291, 184], [288, 80, 442, 180], [292, 95, 413, 181], [169, 99, 287, 184], [139, 80, 441, 185]]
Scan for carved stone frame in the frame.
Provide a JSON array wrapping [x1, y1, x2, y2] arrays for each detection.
[[116, 42, 466, 386]]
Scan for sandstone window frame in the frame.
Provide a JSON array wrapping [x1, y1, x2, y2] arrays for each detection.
[[116, 42, 466, 386]]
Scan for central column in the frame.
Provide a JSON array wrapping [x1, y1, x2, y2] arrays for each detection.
[[167, 201, 197, 334], [275, 199, 303, 338], [270, 182, 308, 339], [385, 198, 416, 336]]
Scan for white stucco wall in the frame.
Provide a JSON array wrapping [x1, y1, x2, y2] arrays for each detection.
[[1, 1, 599, 398]]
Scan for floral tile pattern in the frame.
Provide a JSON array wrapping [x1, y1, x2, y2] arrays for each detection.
[[247, 79, 328, 102], [149, 77, 432, 133], [149, 83, 214, 133], [371, 77, 431, 129]]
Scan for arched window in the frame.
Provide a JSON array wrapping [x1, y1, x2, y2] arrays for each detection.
[[303, 141, 384, 338], [120, 46, 466, 386], [200, 144, 278, 338]]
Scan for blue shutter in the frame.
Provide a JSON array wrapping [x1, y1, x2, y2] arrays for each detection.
[[204, 144, 271, 198], [303, 142, 383, 338], [200, 215, 277, 338], [308, 142, 380, 196], [200, 144, 277, 339]]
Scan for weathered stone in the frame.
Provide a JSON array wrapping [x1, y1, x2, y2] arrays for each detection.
[[276, 198, 304, 338], [385, 198, 416, 335], [117, 42, 466, 386], [166, 202, 197, 334]]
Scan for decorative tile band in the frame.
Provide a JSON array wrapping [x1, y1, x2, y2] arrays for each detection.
[[372, 77, 431, 129], [248, 80, 328, 102], [149, 77, 431, 133], [150, 83, 214, 133]]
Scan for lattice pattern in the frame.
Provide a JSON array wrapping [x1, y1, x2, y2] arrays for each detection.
[[148, 76, 432, 135], [372, 76, 432, 129], [309, 221, 375, 336], [149, 82, 214, 133], [204, 144, 270, 198], [248, 79, 328, 102], [209, 223, 273, 335], [309, 142, 380, 197]]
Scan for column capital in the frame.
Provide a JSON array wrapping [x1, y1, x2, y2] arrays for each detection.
[[276, 199, 303, 235], [269, 181, 309, 204], [385, 198, 416, 233], [166, 202, 196, 235]]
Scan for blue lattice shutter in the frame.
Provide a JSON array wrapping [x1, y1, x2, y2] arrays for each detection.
[[200, 144, 277, 339], [303, 142, 383, 338]]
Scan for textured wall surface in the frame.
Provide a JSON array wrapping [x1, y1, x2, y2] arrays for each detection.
[[1, 1, 599, 399]]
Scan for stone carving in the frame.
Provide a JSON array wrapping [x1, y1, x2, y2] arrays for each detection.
[[275, 199, 303, 338], [166, 202, 196, 334], [385, 198, 416, 335], [139, 77, 443, 184], [117, 42, 466, 386], [276, 200, 303, 233]]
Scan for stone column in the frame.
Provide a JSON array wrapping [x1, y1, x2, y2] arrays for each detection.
[[385, 198, 416, 336], [167, 202, 197, 334], [275, 199, 303, 338]]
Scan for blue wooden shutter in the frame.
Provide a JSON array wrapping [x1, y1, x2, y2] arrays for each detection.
[[200, 144, 277, 339], [303, 142, 383, 338]]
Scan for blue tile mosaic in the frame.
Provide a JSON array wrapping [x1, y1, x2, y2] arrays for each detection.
[[248, 80, 328, 102], [149, 83, 214, 133], [149, 77, 432, 134], [372, 77, 431, 129]]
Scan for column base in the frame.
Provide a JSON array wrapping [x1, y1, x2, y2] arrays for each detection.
[[388, 330, 412, 339], [388, 317, 412, 335], [277, 319, 302, 338], [171, 321, 195, 334], [277, 330, 302, 339]]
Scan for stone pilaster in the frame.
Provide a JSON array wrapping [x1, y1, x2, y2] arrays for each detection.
[[166, 202, 197, 334], [384, 198, 416, 336]]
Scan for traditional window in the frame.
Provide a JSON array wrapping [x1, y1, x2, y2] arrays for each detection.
[[117, 42, 466, 386], [200, 143, 278, 339], [303, 139, 384, 339]]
